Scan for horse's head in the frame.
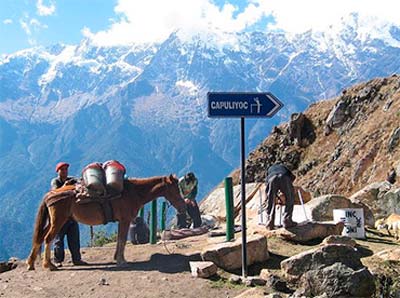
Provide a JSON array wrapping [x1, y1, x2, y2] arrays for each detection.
[[163, 174, 186, 213]]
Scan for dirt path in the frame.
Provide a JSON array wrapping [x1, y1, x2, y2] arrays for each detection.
[[0, 234, 246, 298], [2, 229, 400, 298]]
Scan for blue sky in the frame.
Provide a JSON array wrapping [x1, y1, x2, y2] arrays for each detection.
[[0, 0, 117, 54], [1, 0, 399, 55]]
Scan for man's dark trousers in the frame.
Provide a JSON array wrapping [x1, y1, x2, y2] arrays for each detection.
[[177, 202, 202, 228], [54, 219, 82, 263], [265, 174, 296, 227], [187, 202, 202, 228]]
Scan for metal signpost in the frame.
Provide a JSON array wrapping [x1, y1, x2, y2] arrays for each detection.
[[207, 92, 283, 278]]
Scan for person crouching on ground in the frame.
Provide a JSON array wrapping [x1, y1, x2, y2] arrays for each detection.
[[51, 162, 87, 267], [176, 172, 202, 229], [264, 163, 298, 230]]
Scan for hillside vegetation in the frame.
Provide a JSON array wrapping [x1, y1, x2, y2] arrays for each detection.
[[230, 75, 400, 197]]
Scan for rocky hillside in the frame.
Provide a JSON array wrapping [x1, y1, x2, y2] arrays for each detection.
[[231, 75, 400, 198]]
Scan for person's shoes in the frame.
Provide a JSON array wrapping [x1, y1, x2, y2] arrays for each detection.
[[73, 260, 88, 266], [283, 220, 298, 229], [55, 262, 63, 268]]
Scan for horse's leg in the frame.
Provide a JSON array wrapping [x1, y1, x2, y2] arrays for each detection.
[[26, 225, 50, 270], [43, 208, 67, 270], [27, 247, 38, 270], [113, 221, 122, 261], [115, 220, 130, 266]]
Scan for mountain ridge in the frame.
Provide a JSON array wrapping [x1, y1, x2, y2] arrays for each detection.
[[1, 16, 400, 260]]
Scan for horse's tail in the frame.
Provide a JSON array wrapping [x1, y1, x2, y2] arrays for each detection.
[[32, 200, 49, 245]]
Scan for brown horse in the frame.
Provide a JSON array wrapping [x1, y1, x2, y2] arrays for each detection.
[[26, 174, 186, 270]]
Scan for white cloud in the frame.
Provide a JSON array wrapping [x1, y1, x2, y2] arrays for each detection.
[[36, 0, 56, 16], [83, 0, 400, 46], [20, 18, 47, 35], [83, 0, 262, 46], [20, 17, 48, 45], [20, 20, 31, 36], [3, 19, 13, 25], [256, 0, 400, 33]]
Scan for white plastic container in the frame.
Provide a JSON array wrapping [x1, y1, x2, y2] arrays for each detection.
[[103, 160, 126, 193], [82, 162, 106, 195], [333, 208, 365, 239]]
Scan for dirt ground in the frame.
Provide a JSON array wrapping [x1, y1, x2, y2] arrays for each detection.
[[0, 233, 247, 298], [1, 228, 400, 298]]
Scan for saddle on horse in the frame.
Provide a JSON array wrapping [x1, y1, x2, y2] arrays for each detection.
[[44, 181, 121, 224], [45, 160, 127, 224]]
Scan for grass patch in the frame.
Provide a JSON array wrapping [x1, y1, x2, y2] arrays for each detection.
[[208, 273, 248, 290]]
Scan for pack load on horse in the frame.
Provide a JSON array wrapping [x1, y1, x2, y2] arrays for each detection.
[[81, 160, 126, 198], [103, 160, 126, 193], [72, 160, 126, 209], [82, 162, 106, 196], [26, 174, 186, 271]]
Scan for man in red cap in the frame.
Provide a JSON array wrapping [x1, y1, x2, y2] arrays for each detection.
[[51, 162, 71, 189], [51, 162, 87, 267]]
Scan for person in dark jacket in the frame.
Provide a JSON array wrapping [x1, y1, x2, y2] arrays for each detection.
[[264, 163, 298, 230], [51, 162, 87, 267], [129, 216, 150, 244], [176, 172, 202, 229]]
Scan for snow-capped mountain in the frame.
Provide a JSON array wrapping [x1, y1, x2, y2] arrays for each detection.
[[0, 15, 400, 259]]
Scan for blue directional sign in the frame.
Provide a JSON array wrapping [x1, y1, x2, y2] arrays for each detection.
[[207, 92, 283, 118], [207, 91, 283, 278]]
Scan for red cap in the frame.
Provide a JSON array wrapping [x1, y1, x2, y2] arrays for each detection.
[[55, 162, 69, 172]]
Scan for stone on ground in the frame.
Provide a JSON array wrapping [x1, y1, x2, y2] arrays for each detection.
[[189, 261, 217, 278], [350, 181, 400, 220], [295, 263, 375, 298], [306, 194, 374, 226], [281, 244, 375, 298], [281, 244, 364, 280], [321, 235, 357, 247], [256, 221, 344, 243], [201, 234, 268, 271]]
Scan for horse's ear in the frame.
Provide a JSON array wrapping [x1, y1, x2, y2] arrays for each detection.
[[168, 174, 174, 182]]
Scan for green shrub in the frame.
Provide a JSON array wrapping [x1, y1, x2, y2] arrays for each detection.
[[91, 230, 117, 247]]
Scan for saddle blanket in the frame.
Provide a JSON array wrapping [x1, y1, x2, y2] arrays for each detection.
[[161, 226, 209, 241]]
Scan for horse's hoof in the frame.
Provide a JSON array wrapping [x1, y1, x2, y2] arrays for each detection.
[[27, 265, 35, 271], [43, 263, 58, 271], [26, 260, 35, 271]]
